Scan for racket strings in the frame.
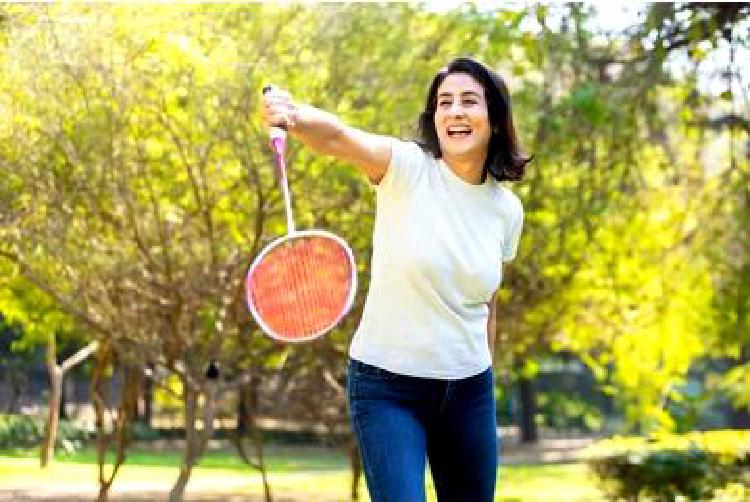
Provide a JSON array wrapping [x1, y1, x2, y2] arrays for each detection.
[[247, 235, 354, 340]]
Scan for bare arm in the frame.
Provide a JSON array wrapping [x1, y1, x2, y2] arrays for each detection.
[[262, 90, 391, 184], [487, 290, 498, 362]]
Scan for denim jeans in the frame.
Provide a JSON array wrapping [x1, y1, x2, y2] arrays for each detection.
[[347, 359, 498, 502]]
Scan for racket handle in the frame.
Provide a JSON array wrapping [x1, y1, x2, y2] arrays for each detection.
[[263, 85, 288, 156]]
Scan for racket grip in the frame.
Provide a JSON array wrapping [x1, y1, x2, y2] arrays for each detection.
[[262, 85, 288, 155]]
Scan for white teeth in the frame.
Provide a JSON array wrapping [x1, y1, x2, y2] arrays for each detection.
[[447, 126, 471, 135], [447, 126, 471, 136]]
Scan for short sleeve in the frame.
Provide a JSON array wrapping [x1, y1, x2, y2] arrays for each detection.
[[502, 199, 524, 262], [375, 139, 426, 193]]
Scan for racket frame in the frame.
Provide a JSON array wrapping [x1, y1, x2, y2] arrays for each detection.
[[245, 229, 358, 343]]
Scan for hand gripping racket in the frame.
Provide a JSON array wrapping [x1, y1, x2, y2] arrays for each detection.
[[245, 87, 357, 342]]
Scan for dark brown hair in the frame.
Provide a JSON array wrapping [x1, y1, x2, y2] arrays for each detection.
[[417, 57, 531, 182]]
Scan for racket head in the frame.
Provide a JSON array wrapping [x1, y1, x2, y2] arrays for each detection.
[[245, 230, 357, 343]]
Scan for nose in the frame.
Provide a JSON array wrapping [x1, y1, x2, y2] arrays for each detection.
[[448, 102, 465, 117]]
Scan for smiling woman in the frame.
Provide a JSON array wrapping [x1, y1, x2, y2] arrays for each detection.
[[418, 57, 531, 184], [261, 56, 532, 502], [433, 73, 492, 183]]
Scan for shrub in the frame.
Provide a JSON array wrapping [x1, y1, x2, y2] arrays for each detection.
[[0, 413, 92, 454], [0, 413, 42, 450], [128, 421, 161, 441], [584, 430, 750, 500]]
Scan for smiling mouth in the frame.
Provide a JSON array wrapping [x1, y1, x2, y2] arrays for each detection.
[[446, 126, 472, 137]]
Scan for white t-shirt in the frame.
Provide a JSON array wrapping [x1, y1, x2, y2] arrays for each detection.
[[349, 139, 524, 379]]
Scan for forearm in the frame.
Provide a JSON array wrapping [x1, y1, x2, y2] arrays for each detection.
[[287, 104, 349, 157], [285, 103, 390, 183]]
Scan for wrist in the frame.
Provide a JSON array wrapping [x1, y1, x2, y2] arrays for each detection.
[[286, 103, 302, 130]]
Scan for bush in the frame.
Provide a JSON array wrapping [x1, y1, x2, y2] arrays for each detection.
[[128, 421, 161, 441], [0, 413, 42, 450], [713, 483, 750, 501], [0, 413, 92, 454], [584, 430, 750, 500]]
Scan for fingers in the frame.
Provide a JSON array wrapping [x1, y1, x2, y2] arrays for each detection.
[[262, 86, 297, 129]]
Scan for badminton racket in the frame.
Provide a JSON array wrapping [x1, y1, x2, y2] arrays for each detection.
[[245, 86, 357, 342]]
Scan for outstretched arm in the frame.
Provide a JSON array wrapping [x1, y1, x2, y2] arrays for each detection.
[[262, 89, 392, 184]]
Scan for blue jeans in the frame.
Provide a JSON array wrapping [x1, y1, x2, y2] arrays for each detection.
[[347, 359, 498, 502]]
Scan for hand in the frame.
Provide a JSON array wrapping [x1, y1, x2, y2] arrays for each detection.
[[261, 86, 298, 130]]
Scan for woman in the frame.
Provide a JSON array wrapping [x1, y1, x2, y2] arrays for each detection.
[[262, 57, 530, 502]]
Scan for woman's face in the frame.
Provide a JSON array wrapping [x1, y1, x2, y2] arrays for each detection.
[[433, 72, 491, 165]]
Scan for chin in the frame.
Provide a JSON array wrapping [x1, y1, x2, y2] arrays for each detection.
[[444, 146, 478, 157]]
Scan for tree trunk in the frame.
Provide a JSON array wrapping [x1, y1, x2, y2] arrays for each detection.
[[6, 367, 24, 413], [170, 464, 192, 502], [251, 425, 273, 502], [232, 379, 273, 502], [41, 366, 62, 468], [517, 373, 539, 443], [95, 360, 138, 502], [59, 374, 68, 420], [170, 386, 197, 502], [41, 338, 98, 468], [92, 343, 113, 502], [347, 438, 362, 501], [236, 387, 247, 433], [170, 381, 216, 502], [141, 368, 153, 425]]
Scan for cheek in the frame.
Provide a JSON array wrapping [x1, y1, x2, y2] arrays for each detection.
[[477, 118, 491, 137], [473, 109, 490, 125]]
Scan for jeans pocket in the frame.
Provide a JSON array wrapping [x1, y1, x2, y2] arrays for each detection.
[[348, 359, 400, 402]]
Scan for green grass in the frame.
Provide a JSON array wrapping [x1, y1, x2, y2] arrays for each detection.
[[1, 444, 346, 472], [497, 463, 603, 501], [0, 447, 605, 501]]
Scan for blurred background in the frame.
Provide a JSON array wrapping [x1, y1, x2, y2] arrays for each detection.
[[0, 2, 748, 501]]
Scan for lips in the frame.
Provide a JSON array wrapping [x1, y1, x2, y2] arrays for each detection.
[[446, 125, 472, 137]]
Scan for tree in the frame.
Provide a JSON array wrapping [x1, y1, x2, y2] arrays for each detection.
[[0, 3, 473, 498], [0, 259, 97, 466]]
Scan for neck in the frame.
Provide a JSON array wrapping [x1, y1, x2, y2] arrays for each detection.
[[442, 153, 486, 185]]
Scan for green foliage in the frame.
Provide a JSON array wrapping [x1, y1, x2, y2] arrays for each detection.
[[0, 259, 81, 352], [128, 421, 162, 442], [713, 483, 750, 501], [153, 374, 183, 413], [0, 2, 747, 447], [718, 365, 750, 410], [0, 414, 92, 454], [584, 430, 750, 500], [536, 390, 604, 432]]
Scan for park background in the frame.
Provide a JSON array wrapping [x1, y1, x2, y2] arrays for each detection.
[[0, 2, 748, 501]]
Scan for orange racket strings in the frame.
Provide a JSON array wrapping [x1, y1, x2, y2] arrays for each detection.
[[246, 234, 354, 340]]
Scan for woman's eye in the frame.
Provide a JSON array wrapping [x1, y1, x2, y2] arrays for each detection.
[[463, 99, 478, 106], [438, 100, 451, 107]]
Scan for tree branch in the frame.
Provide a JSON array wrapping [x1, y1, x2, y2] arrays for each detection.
[[61, 340, 99, 372]]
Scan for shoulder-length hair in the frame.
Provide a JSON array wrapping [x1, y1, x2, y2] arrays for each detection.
[[417, 57, 531, 182]]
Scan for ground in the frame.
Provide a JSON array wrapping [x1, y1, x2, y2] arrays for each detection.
[[0, 437, 604, 501]]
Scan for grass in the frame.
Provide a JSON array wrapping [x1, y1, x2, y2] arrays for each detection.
[[497, 463, 603, 501], [0, 447, 605, 501]]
